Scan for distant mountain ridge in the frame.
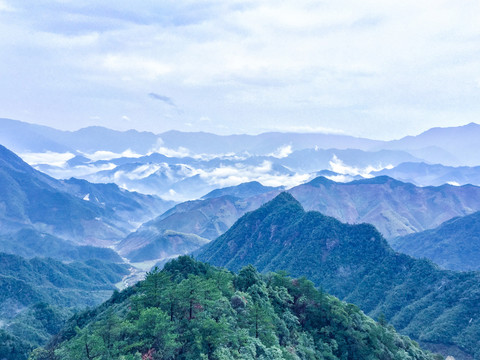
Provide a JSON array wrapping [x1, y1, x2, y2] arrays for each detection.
[[382, 122, 480, 166], [289, 175, 480, 238], [3, 118, 479, 166], [373, 162, 480, 187], [197, 193, 480, 359], [4, 118, 480, 202], [0, 118, 383, 155], [117, 182, 282, 261]]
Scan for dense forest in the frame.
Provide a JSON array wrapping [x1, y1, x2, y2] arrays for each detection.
[[29, 257, 439, 360], [0, 253, 129, 360]]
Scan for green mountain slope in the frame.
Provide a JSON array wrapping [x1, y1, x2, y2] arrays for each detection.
[[0, 228, 122, 262], [47, 256, 438, 360], [0, 252, 130, 359], [197, 193, 480, 359], [391, 211, 480, 271], [0, 253, 129, 314], [123, 230, 209, 262]]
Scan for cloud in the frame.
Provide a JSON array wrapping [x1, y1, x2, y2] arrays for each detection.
[[1, 1, 480, 138], [101, 54, 171, 80], [268, 145, 292, 158], [447, 181, 460, 186], [80, 149, 143, 161], [0, 0, 15, 12], [195, 160, 310, 189], [149, 138, 192, 158], [328, 155, 392, 177], [34, 163, 117, 180], [19, 151, 75, 167], [323, 174, 357, 183], [148, 93, 176, 107]]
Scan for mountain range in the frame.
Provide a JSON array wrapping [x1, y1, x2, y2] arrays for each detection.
[[380, 122, 480, 166], [117, 182, 282, 262], [373, 162, 480, 187], [3, 118, 480, 201], [0, 144, 172, 246], [197, 193, 480, 359], [3, 118, 480, 359], [121, 176, 480, 264], [3, 118, 480, 167], [289, 176, 480, 239]]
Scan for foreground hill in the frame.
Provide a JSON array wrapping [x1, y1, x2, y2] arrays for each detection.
[[42, 257, 438, 360], [197, 193, 480, 359], [0, 144, 170, 245], [391, 212, 480, 271]]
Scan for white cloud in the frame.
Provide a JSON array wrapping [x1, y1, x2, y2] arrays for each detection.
[[268, 145, 292, 158], [20, 151, 75, 167], [324, 174, 356, 183], [447, 181, 460, 186], [0, 0, 14, 12], [126, 164, 162, 180], [34, 162, 117, 179], [81, 149, 142, 161], [101, 54, 171, 81], [196, 160, 310, 188], [149, 138, 192, 158], [328, 155, 392, 177]]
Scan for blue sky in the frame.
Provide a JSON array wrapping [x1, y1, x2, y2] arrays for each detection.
[[1, 0, 479, 139]]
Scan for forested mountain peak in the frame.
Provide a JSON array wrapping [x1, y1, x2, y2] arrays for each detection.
[[197, 193, 480, 359], [45, 256, 439, 360]]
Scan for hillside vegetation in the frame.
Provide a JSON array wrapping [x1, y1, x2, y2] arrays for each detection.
[[0, 253, 129, 360], [44, 257, 439, 360]]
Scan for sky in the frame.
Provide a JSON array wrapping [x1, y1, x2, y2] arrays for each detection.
[[0, 0, 479, 140]]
